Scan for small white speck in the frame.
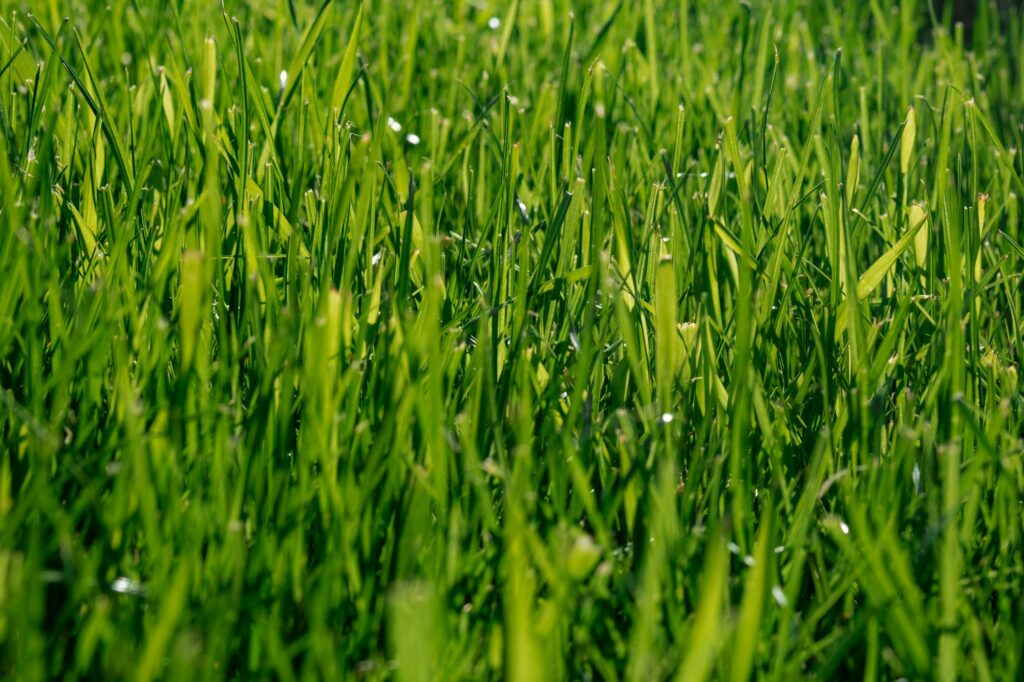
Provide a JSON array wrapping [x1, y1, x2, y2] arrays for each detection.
[[728, 542, 741, 554], [279, 70, 288, 90], [660, 413, 674, 423], [488, 17, 501, 29], [405, 133, 421, 145], [372, 251, 383, 266], [111, 577, 147, 597], [387, 116, 402, 132], [772, 585, 788, 607], [839, 522, 850, 535], [516, 198, 529, 220]]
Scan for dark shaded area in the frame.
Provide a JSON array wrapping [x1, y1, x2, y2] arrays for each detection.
[[940, 0, 1023, 34]]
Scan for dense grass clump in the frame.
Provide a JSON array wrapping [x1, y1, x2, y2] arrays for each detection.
[[1, 0, 1023, 679]]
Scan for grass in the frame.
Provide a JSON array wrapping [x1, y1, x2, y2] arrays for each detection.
[[1, 0, 1023, 679]]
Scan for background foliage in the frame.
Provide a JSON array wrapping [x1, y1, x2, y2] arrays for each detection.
[[1, 0, 1023, 679]]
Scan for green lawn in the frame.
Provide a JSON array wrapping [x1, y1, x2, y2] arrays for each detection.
[[1, 0, 1023, 679]]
